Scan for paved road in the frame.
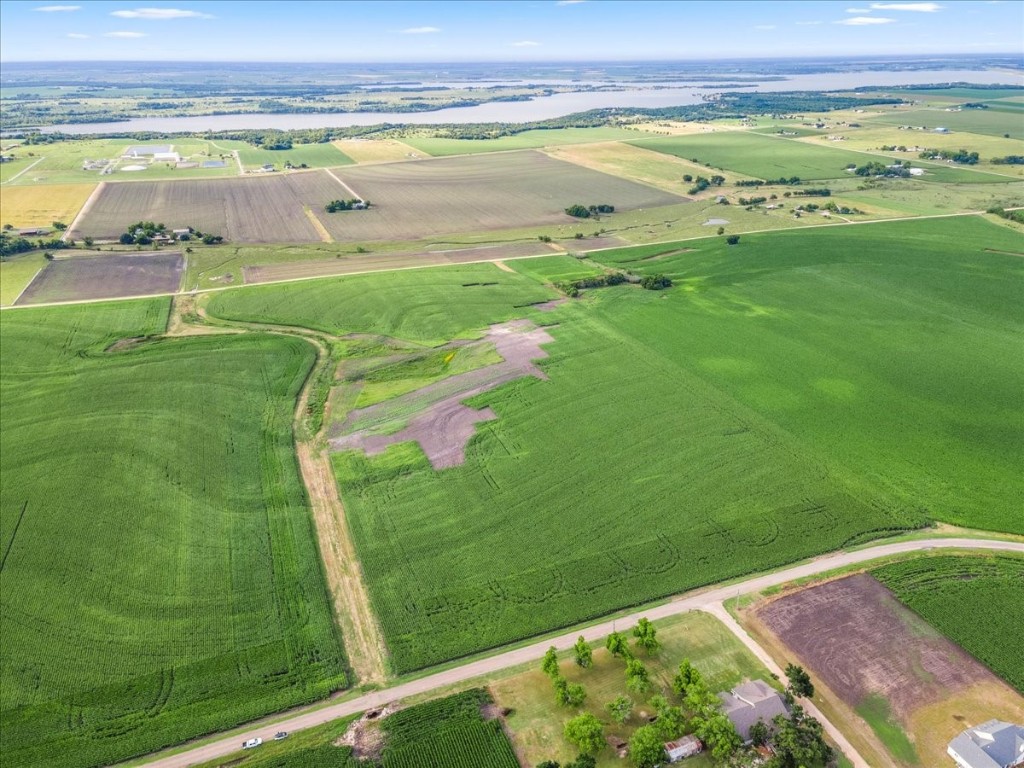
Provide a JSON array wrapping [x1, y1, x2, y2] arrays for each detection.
[[136, 537, 1022, 768]]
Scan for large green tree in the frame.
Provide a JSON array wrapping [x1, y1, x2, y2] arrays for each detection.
[[629, 725, 667, 768], [564, 712, 605, 755]]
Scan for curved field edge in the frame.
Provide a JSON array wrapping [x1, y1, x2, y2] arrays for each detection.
[[872, 554, 1024, 693], [0, 300, 347, 768]]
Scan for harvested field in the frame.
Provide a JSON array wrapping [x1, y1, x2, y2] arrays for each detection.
[[320, 151, 686, 242], [242, 241, 556, 284], [757, 574, 999, 720], [333, 138, 423, 164], [0, 183, 96, 227], [69, 153, 684, 244], [331, 319, 553, 469], [15, 252, 184, 305]]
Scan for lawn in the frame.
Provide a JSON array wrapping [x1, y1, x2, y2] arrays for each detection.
[[222, 140, 354, 171], [631, 131, 1013, 182], [0, 300, 347, 768], [404, 127, 655, 157], [873, 554, 1024, 693]]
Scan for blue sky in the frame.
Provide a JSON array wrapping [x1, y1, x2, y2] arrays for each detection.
[[1, 1, 1021, 62]]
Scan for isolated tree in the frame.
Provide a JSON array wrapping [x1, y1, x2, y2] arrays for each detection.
[[632, 618, 660, 654], [672, 658, 702, 698], [717, 226, 725, 235], [710, 174, 726, 186], [52, 221, 67, 231], [628, 725, 667, 768], [82, 237, 94, 248], [726, 235, 740, 245], [785, 664, 814, 698], [606, 694, 634, 724], [564, 712, 605, 754], [606, 631, 630, 659], [625, 657, 650, 694], [573, 636, 593, 668], [542, 646, 560, 678]]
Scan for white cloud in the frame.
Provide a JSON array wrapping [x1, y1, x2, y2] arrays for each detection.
[[512, 40, 541, 46], [837, 16, 897, 24], [557, 0, 586, 5], [66, 32, 89, 38], [846, 7, 872, 12], [870, 2, 942, 10], [111, 8, 214, 19], [754, 24, 777, 29], [400, 26, 441, 34], [796, 20, 824, 25], [104, 30, 148, 38], [34, 5, 81, 11]]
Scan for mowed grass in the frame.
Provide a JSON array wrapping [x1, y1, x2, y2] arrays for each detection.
[[0, 252, 47, 306], [208, 263, 557, 345], [873, 555, 1024, 693], [404, 127, 654, 157], [0, 301, 347, 768], [220, 140, 354, 171], [0, 182, 96, 227], [866, 107, 1024, 140], [632, 131, 1012, 182], [494, 611, 767, 768]]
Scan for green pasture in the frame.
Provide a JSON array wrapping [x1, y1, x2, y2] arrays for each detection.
[[207, 263, 556, 345], [866, 107, 1024, 140], [0, 301, 346, 768], [901, 87, 1024, 102], [404, 127, 655, 157], [219, 140, 355, 171], [206, 215, 1024, 674], [874, 554, 1024, 693], [0, 251, 46, 306], [631, 131, 1013, 182], [507, 253, 607, 284]]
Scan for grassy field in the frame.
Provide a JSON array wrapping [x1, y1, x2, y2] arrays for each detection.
[[873, 554, 1024, 692], [333, 138, 423, 164], [631, 131, 1013, 182], [207, 262, 556, 345], [866, 107, 1024, 140], [205, 215, 1024, 674], [403, 127, 655, 157], [0, 251, 47, 306], [219, 140, 354, 171], [0, 182, 96, 227], [0, 301, 347, 768], [494, 611, 769, 768]]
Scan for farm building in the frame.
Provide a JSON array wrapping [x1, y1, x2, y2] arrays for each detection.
[[665, 735, 703, 761], [16, 227, 50, 237], [947, 720, 1024, 768], [124, 145, 172, 158], [718, 680, 788, 743]]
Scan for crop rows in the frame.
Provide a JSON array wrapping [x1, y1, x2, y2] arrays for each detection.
[[873, 555, 1024, 693], [0, 300, 346, 768]]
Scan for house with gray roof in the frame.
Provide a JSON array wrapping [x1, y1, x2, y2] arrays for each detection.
[[718, 680, 788, 743], [948, 720, 1024, 768]]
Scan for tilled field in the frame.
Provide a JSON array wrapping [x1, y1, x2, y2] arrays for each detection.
[[16, 252, 184, 304]]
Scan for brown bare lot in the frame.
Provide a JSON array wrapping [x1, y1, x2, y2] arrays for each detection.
[[757, 574, 997, 720], [242, 241, 557, 284], [15, 252, 184, 305]]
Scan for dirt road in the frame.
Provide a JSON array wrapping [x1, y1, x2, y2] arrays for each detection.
[[132, 537, 1022, 768]]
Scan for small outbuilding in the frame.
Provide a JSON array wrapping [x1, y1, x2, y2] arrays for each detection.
[[665, 734, 703, 762], [947, 720, 1024, 768]]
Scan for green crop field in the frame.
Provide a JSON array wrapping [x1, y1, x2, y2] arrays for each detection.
[[631, 131, 1012, 182], [224, 140, 355, 171], [205, 216, 1022, 674], [0, 301, 346, 768], [873, 555, 1024, 693], [403, 126, 654, 157], [866, 107, 1024, 140], [208, 262, 557, 345]]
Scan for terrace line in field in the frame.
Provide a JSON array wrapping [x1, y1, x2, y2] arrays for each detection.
[[70, 151, 686, 244]]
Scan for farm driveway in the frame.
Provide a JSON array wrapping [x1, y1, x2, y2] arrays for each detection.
[[131, 537, 1023, 768]]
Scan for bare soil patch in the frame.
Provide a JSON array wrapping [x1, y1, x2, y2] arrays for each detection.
[[330, 319, 553, 469], [336, 703, 399, 760], [16, 251, 183, 305], [242, 241, 551, 284], [756, 574, 998, 722]]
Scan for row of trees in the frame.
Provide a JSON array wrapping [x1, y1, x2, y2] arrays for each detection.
[[565, 204, 615, 219], [324, 198, 370, 212], [919, 147, 979, 164]]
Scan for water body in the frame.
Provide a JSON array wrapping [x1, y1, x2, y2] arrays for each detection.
[[47, 69, 1023, 135]]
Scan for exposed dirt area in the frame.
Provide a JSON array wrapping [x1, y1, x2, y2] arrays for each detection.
[[330, 319, 553, 469], [532, 298, 567, 312], [335, 702, 399, 760], [242, 241, 554, 284], [756, 573, 998, 722], [16, 251, 184, 305]]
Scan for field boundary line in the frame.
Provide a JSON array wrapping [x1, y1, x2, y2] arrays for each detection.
[[303, 207, 334, 242], [63, 181, 105, 242], [1, 156, 45, 185], [323, 167, 363, 200], [9, 267, 43, 307], [130, 537, 1024, 768]]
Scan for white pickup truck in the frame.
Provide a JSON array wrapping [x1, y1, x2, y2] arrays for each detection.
[[242, 737, 263, 749]]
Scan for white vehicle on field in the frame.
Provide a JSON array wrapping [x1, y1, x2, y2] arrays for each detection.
[[242, 737, 262, 749]]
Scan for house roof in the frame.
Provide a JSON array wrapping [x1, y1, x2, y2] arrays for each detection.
[[719, 680, 788, 742], [949, 720, 1024, 768]]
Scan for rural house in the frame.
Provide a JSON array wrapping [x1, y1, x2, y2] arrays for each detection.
[[665, 734, 703, 762], [718, 680, 788, 743], [948, 720, 1024, 768]]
